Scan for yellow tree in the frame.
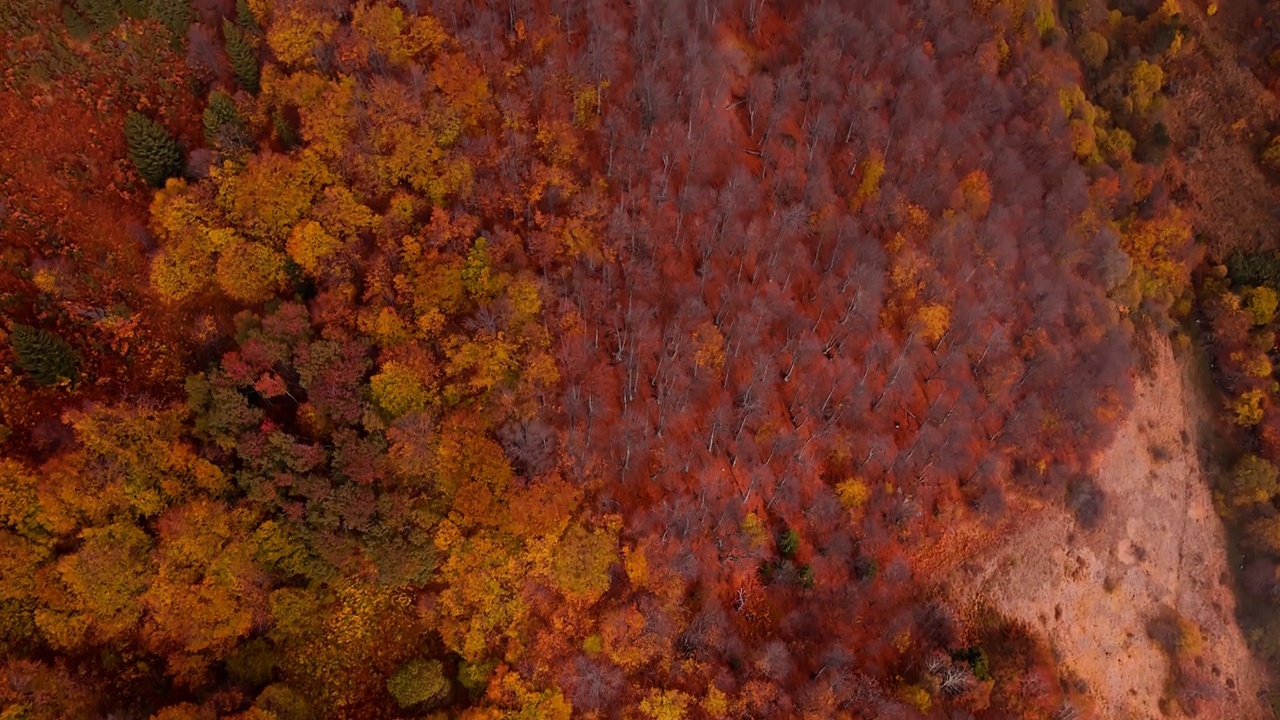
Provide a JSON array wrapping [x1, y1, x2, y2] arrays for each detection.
[[215, 151, 332, 244], [216, 241, 286, 303], [35, 521, 154, 649], [141, 501, 267, 686]]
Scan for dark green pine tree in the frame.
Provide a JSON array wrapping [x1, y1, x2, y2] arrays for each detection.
[[235, 0, 260, 32], [121, 0, 149, 20], [9, 324, 79, 386], [202, 90, 246, 148], [273, 111, 299, 150], [148, 0, 192, 36], [224, 19, 260, 94], [70, 0, 123, 32], [124, 111, 184, 187]]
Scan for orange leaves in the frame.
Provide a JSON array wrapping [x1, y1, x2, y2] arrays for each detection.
[[505, 473, 579, 539], [913, 303, 951, 345], [141, 501, 264, 685], [600, 603, 669, 671], [955, 170, 992, 218], [432, 51, 492, 134], [431, 414, 514, 500], [286, 219, 340, 276], [692, 322, 725, 376], [344, 2, 446, 69], [265, 3, 338, 69], [1116, 207, 1195, 312]]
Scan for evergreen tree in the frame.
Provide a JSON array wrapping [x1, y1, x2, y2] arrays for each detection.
[[121, 0, 149, 20], [235, 0, 260, 32], [9, 324, 78, 386], [71, 0, 122, 32], [148, 0, 191, 36], [224, 20, 260, 94], [125, 111, 184, 187], [202, 91, 246, 148], [273, 111, 299, 150]]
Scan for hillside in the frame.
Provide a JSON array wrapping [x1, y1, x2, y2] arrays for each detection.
[[0, 0, 1276, 719], [949, 332, 1269, 718]]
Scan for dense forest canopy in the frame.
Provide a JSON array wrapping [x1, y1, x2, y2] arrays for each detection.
[[0, 0, 1258, 718]]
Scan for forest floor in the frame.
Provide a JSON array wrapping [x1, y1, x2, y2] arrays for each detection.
[[945, 333, 1269, 719]]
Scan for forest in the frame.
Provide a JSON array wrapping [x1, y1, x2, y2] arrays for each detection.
[[0, 0, 1268, 718]]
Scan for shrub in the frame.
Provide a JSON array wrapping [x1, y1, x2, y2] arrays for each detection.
[[1065, 475, 1106, 530]]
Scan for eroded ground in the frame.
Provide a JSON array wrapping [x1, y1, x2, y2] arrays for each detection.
[[948, 336, 1269, 719]]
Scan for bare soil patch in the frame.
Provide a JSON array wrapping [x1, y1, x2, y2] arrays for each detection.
[[947, 335, 1269, 719]]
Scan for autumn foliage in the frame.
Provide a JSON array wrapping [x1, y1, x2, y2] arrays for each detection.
[[0, 0, 1200, 718]]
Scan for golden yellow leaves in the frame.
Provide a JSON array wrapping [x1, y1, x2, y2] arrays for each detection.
[[265, 6, 338, 69], [286, 219, 340, 276], [557, 214, 600, 261], [623, 545, 650, 587], [913, 303, 951, 345], [1243, 286, 1279, 326], [550, 523, 618, 605], [573, 80, 609, 128], [741, 512, 768, 548], [370, 361, 433, 418], [435, 536, 530, 662], [1116, 208, 1194, 312], [506, 277, 543, 327], [1231, 389, 1267, 427], [216, 150, 331, 243], [216, 241, 286, 303], [151, 241, 216, 303], [692, 322, 725, 376], [347, 3, 445, 68], [851, 149, 885, 210], [640, 689, 693, 720], [1128, 60, 1165, 116], [444, 331, 518, 401], [38, 521, 152, 648], [835, 477, 871, 514]]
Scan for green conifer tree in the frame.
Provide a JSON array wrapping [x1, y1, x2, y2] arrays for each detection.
[[148, 0, 192, 36], [224, 19, 260, 94], [235, 0, 260, 31], [125, 111, 184, 187], [202, 91, 246, 148], [273, 111, 299, 150], [8, 324, 79, 386], [122, 0, 149, 20], [71, 0, 122, 31]]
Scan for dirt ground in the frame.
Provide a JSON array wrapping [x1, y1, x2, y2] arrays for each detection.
[[1165, 0, 1280, 257], [947, 335, 1270, 719]]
